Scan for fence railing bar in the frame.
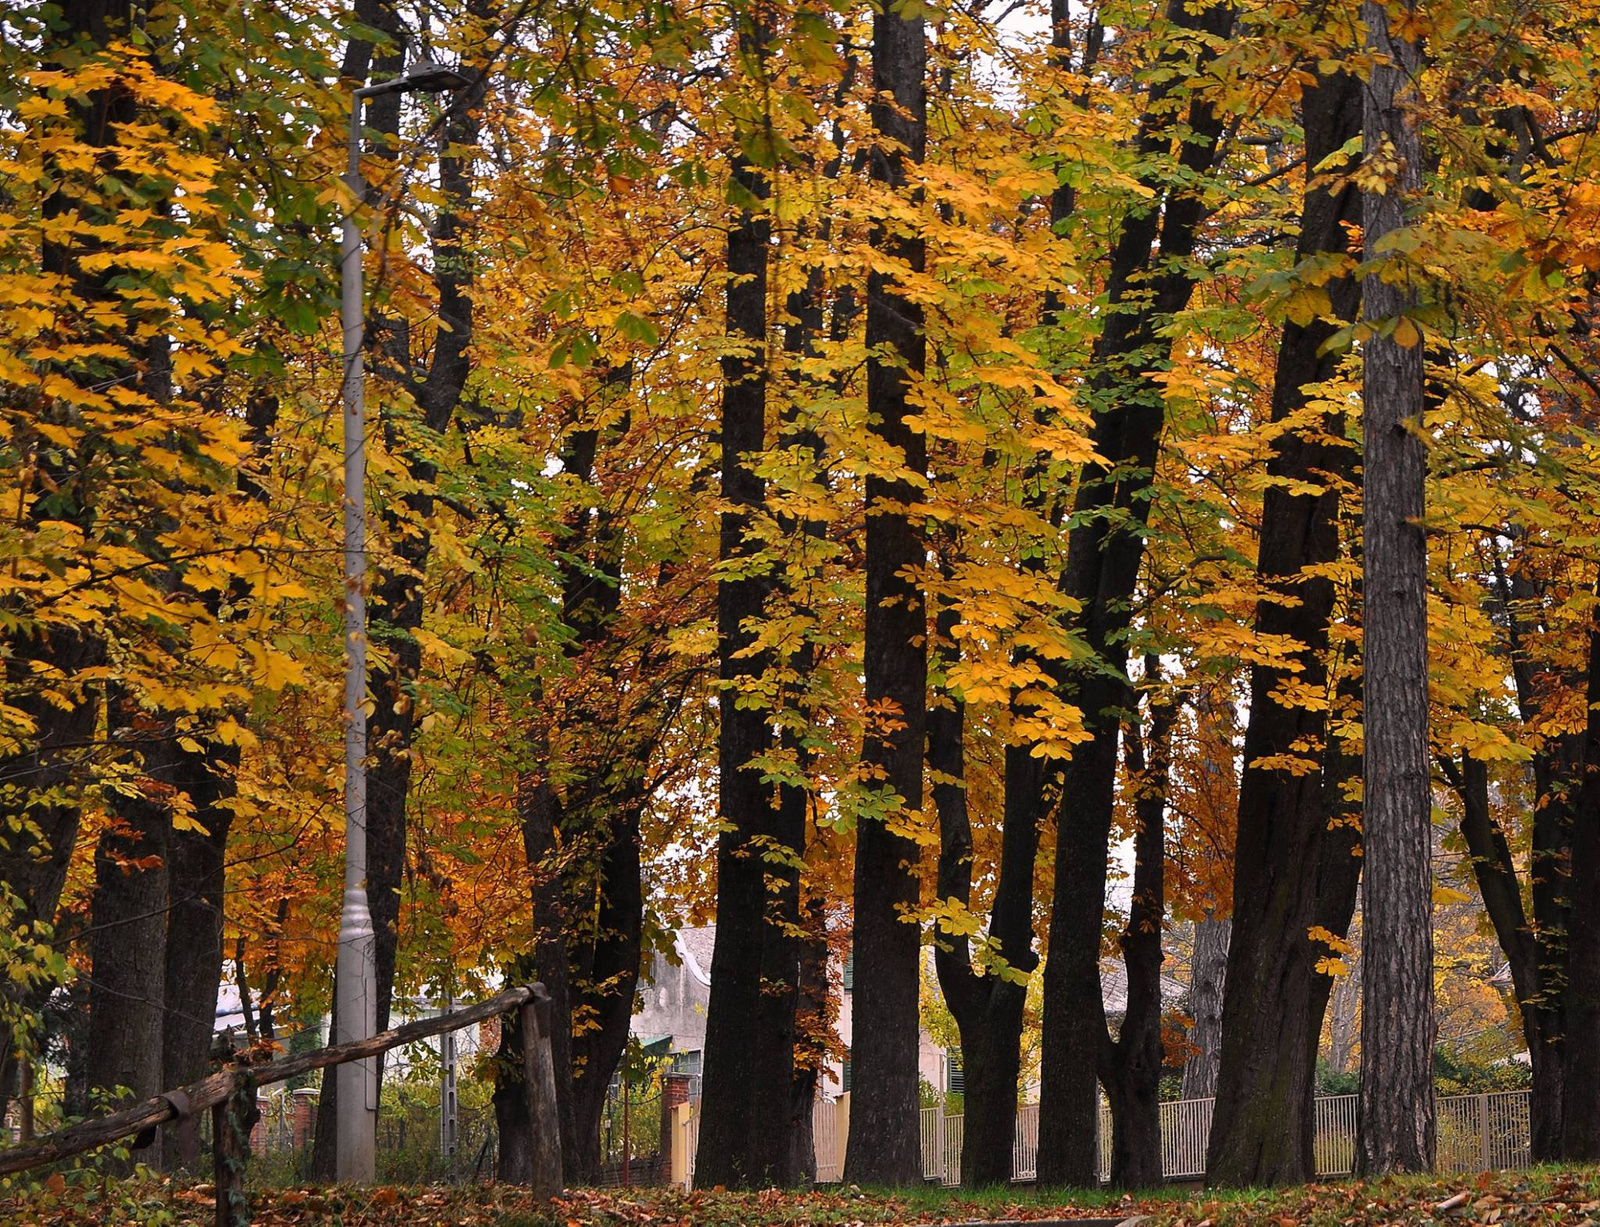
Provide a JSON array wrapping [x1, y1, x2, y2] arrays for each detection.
[[0, 983, 538, 1176], [743, 1088, 1535, 1187]]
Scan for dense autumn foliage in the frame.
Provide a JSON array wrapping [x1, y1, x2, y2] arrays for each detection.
[[6, 0, 1600, 1199]]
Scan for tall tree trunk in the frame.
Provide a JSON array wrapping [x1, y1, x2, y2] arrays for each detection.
[[844, 0, 928, 1187], [1354, 0, 1433, 1173], [160, 743, 235, 1168], [1205, 65, 1365, 1187], [569, 808, 644, 1179], [0, 0, 127, 1122], [87, 707, 173, 1169], [496, 741, 580, 1181], [496, 398, 657, 1183], [1562, 602, 1600, 1158], [1181, 913, 1230, 1100], [928, 9, 1099, 1184], [930, 538, 1044, 1189], [1444, 746, 1563, 1157], [1455, 544, 1579, 1161], [156, 388, 281, 1166], [779, 256, 833, 1188], [699, 23, 802, 1175], [1036, 0, 1234, 1186], [85, 234, 183, 1175], [1101, 679, 1172, 1188], [1326, 938, 1361, 1077]]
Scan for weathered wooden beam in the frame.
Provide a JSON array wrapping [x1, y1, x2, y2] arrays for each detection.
[[0, 984, 536, 1175], [520, 985, 563, 1198], [213, 1086, 248, 1227]]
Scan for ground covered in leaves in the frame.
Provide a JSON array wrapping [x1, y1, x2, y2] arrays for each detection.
[[4, 1166, 1600, 1226]]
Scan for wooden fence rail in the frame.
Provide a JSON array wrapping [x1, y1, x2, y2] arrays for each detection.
[[0, 983, 561, 1219]]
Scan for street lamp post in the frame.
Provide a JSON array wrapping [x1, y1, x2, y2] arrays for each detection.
[[337, 58, 468, 1184]]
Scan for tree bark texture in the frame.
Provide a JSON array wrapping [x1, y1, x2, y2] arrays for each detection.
[[1101, 685, 1172, 1188], [1206, 66, 1366, 1188], [1561, 601, 1600, 1158], [1326, 935, 1361, 1077], [929, 0, 1091, 1176], [699, 48, 805, 1180], [929, 538, 1046, 1188], [782, 263, 833, 1189], [87, 704, 174, 1169], [160, 742, 235, 1168], [1445, 541, 1589, 1161], [1180, 913, 1230, 1100], [1444, 745, 1565, 1158], [1354, 0, 1434, 1174], [1036, 0, 1234, 1186], [493, 370, 682, 1183], [0, 0, 128, 1124], [844, 0, 928, 1188]]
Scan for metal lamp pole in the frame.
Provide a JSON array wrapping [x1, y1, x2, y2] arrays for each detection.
[[337, 59, 467, 1184]]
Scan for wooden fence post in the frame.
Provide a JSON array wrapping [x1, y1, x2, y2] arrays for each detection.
[[212, 1035, 251, 1227], [520, 984, 563, 1199]]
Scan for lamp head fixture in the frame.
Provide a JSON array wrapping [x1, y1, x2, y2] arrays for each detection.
[[400, 61, 470, 93], [357, 60, 470, 100]]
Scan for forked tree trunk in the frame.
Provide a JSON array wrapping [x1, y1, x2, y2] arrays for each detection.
[[1101, 682, 1172, 1188], [929, 540, 1044, 1188], [844, 0, 928, 1187], [931, 7, 1097, 1185], [699, 21, 804, 1176], [1445, 748, 1564, 1158], [1354, 0, 1434, 1174], [1036, 0, 1234, 1186], [1206, 65, 1365, 1187]]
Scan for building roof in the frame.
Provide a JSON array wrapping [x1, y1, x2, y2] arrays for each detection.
[[1100, 961, 1188, 1016]]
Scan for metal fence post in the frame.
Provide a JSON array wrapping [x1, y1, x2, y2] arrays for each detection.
[[440, 992, 459, 1180], [1480, 1093, 1491, 1170]]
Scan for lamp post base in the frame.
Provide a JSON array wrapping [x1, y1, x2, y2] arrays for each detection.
[[333, 888, 378, 1183]]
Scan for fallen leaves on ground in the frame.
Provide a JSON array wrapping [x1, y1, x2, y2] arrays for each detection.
[[0, 1179, 1150, 1227], [1158, 1168, 1600, 1227], [5, 1166, 1600, 1226]]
